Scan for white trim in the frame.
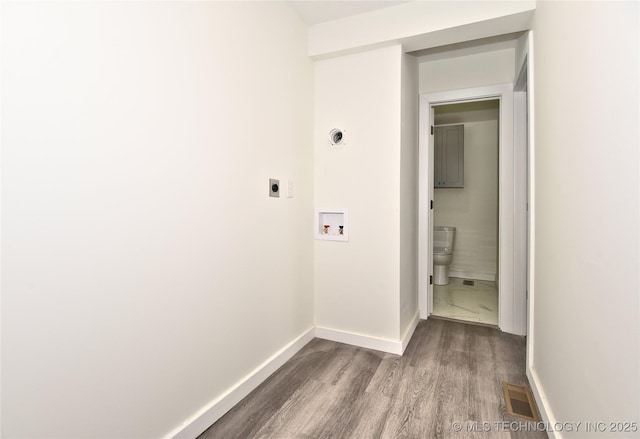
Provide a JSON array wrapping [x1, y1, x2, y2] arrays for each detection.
[[513, 86, 528, 338], [524, 30, 536, 374], [164, 327, 315, 439], [448, 271, 495, 283], [527, 366, 561, 439], [418, 105, 434, 319], [497, 85, 518, 335], [315, 326, 404, 355], [400, 310, 421, 354], [165, 317, 419, 438], [419, 83, 527, 336]]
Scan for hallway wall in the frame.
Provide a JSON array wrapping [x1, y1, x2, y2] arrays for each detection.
[[532, 1, 639, 435]]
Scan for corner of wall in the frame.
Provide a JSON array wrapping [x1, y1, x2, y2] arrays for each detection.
[[165, 328, 316, 439]]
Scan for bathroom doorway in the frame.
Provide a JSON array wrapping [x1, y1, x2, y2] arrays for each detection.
[[431, 100, 500, 326], [418, 83, 527, 336]]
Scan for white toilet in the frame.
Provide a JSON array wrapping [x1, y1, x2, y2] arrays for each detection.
[[433, 226, 456, 285]]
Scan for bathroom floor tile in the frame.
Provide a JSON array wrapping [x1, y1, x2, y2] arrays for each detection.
[[432, 277, 498, 326]]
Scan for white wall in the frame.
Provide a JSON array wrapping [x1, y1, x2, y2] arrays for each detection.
[[400, 53, 419, 336], [418, 48, 515, 94], [0, 2, 313, 438], [313, 45, 403, 343], [434, 103, 499, 281], [532, 1, 639, 435]]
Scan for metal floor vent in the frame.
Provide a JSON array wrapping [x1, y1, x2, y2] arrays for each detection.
[[502, 382, 540, 421], [462, 280, 475, 286]]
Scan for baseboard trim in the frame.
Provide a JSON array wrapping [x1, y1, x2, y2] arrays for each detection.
[[164, 327, 315, 439], [165, 317, 422, 438], [527, 365, 561, 439], [449, 271, 496, 282], [314, 325, 404, 355], [400, 310, 420, 354]]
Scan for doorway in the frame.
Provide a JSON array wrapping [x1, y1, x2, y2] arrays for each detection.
[[418, 83, 527, 336], [430, 99, 500, 326]]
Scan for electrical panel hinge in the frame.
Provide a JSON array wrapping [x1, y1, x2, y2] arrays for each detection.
[[430, 200, 433, 210], [431, 125, 434, 135], [430, 275, 433, 285]]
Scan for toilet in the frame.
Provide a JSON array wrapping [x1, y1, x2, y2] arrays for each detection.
[[433, 226, 456, 285]]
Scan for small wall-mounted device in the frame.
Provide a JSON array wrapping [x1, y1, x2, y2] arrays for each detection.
[[329, 128, 346, 147], [269, 178, 280, 197]]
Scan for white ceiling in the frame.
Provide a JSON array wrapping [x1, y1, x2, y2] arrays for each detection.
[[287, 1, 410, 26]]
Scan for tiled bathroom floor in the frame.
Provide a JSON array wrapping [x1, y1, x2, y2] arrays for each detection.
[[432, 277, 498, 325]]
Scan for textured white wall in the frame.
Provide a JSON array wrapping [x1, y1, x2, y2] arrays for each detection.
[[532, 1, 639, 434], [1, 2, 313, 437], [434, 104, 499, 281], [314, 45, 402, 340]]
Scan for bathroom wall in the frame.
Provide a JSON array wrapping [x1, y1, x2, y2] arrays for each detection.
[[532, 1, 639, 434], [434, 101, 499, 281], [1, 2, 314, 438], [314, 45, 405, 344]]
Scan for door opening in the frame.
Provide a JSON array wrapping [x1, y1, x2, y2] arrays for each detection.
[[418, 83, 527, 336], [430, 100, 500, 326]]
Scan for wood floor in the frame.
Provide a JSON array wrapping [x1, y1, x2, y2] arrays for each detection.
[[199, 318, 547, 439]]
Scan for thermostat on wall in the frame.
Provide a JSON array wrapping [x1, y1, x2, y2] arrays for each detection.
[[329, 128, 346, 147]]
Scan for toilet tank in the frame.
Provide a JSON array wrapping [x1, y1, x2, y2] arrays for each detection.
[[434, 226, 456, 251]]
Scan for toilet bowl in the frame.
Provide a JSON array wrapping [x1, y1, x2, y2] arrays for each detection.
[[433, 226, 456, 285]]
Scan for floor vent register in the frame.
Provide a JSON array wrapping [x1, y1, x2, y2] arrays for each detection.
[[502, 382, 540, 421]]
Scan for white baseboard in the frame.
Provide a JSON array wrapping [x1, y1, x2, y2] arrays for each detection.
[[527, 365, 561, 439], [165, 315, 423, 438], [164, 327, 315, 439], [314, 325, 405, 355], [449, 271, 496, 282], [400, 310, 420, 354]]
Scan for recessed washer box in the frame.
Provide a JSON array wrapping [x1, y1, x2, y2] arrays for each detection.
[[315, 208, 348, 241]]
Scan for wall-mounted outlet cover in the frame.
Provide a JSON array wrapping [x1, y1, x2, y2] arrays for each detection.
[[269, 178, 280, 197]]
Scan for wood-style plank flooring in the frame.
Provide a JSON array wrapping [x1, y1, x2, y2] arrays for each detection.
[[199, 318, 547, 439]]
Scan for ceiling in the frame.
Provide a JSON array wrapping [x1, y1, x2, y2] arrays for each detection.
[[288, 1, 410, 26]]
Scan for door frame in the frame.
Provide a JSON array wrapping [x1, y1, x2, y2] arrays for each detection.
[[514, 31, 536, 368], [418, 83, 527, 336]]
